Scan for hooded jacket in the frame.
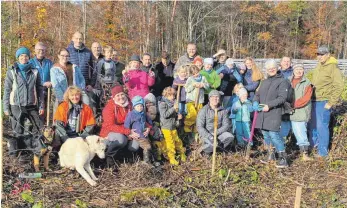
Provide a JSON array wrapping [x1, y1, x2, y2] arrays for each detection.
[[100, 99, 132, 137], [158, 97, 178, 130], [306, 57, 344, 106], [66, 42, 93, 84], [253, 71, 288, 132], [123, 69, 155, 100]]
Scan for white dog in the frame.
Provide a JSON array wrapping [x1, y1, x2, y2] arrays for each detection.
[[58, 135, 106, 186]]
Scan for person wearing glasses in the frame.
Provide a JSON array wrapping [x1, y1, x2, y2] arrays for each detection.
[[50, 48, 89, 113], [307, 45, 344, 158]]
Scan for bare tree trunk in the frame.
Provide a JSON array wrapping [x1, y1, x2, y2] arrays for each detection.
[[17, 1, 22, 47], [83, 1, 87, 42], [59, 1, 62, 43]]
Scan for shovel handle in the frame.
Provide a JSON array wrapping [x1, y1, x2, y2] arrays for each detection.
[[46, 87, 51, 126]]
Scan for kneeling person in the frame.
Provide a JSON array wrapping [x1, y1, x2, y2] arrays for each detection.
[[54, 86, 96, 145], [197, 90, 233, 155]]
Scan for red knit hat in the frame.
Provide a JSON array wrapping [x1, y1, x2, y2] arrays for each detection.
[[111, 84, 124, 97], [193, 56, 203, 64]]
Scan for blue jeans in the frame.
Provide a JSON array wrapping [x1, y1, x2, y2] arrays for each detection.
[[262, 130, 285, 152], [235, 121, 251, 146], [308, 101, 331, 156], [178, 102, 187, 115], [291, 121, 310, 147], [280, 120, 291, 138]]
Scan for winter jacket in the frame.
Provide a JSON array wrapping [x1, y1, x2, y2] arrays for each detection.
[[91, 58, 117, 89], [123, 69, 155, 100], [153, 61, 175, 97], [232, 99, 253, 122], [185, 76, 209, 103], [306, 57, 344, 106], [158, 98, 177, 130], [172, 77, 187, 102], [197, 104, 231, 139], [66, 42, 93, 84], [50, 63, 86, 102], [92, 54, 104, 72], [280, 66, 293, 80], [242, 68, 260, 100], [226, 94, 239, 119], [114, 61, 126, 85], [3, 63, 44, 113], [124, 110, 152, 138], [100, 99, 132, 137], [200, 69, 221, 94], [218, 65, 242, 96], [289, 76, 312, 122], [174, 53, 196, 76], [54, 101, 95, 139], [253, 71, 288, 132], [29, 57, 53, 84]]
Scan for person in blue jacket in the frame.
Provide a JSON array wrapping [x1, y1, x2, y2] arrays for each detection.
[[242, 57, 263, 100]]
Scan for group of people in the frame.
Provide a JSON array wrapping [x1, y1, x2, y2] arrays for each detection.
[[3, 31, 344, 170]]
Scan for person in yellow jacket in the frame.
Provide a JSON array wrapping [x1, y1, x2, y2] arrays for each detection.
[[306, 45, 344, 158], [200, 58, 221, 104], [158, 87, 186, 165], [184, 65, 209, 142]]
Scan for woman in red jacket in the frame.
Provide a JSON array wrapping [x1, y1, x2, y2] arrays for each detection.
[[100, 84, 140, 165]]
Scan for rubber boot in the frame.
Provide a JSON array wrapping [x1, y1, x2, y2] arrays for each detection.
[[168, 151, 179, 165], [260, 146, 276, 164], [300, 146, 312, 161], [143, 149, 151, 164], [276, 151, 289, 168], [8, 138, 18, 158]]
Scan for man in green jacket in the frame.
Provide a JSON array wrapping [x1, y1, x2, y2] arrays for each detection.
[[307, 45, 344, 157]]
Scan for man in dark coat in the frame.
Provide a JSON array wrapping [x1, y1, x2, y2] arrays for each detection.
[[152, 51, 175, 97], [253, 59, 289, 168]]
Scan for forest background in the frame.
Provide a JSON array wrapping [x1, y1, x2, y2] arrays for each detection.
[[2, 1, 347, 67]]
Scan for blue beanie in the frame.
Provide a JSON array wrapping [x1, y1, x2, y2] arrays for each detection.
[[132, 96, 144, 108], [16, 47, 30, 59]]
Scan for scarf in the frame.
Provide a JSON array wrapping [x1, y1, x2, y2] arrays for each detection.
[[17, 62, 32, 80], [67, 103, 82, 133], [162, 97, 174, 108], [193, 74, 202, 82]]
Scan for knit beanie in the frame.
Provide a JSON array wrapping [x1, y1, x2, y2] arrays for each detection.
[[225, 58, 234, 66], [144, 93, 156, 105], [16, 47, 30, 59], [111, 84, 124, 97], [203, 58, 213, 65], [193, 56, 203, 64], [237, 88, 248, 97], [293, 63, 304, 71], [208, 90, 224, 98], [132, 96, 144, 108]]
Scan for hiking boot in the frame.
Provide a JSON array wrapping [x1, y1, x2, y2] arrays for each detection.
[[276, 152, 288, 168], [260, 148, 276, 164], [300, 146, 312, 161]]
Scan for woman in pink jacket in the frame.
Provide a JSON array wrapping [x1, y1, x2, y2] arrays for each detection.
[[122, 55, 155, 99]]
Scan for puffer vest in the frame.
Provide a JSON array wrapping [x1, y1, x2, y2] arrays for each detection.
[[290, 76, 312, 122]]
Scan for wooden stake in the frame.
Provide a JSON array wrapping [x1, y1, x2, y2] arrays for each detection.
[[176, 85, 182, 106], [46, 87, 51, 126], [294, 186, 302, 208], [211, 108, 218, 175], [194, 86, 200, 108]]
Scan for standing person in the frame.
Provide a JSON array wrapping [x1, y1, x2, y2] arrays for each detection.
[[29, 42, 53, 121], [91, 42, 104, 70], [112, 49, 125, 84], [289, 63, 313, 161], [172, 66, 189, 120], [216, 58, 242, 107], [243, 57, 263, 100], [232, 88, 254, 147], [124, 96, 153, 163], [122, 55, 155, 100], [307, 45, 344, 158], [50, 49, 89, 113], [158, 87, 186, 165], [253, 59, 289, 168], [174, 43, 198, 75], [3, 47, 44, 158], [54, 86, 95, 144], [212, 49, 228, 70], [67, 32, 97, 111], [184, 65, 209, 139], [141, 53, 154, 73], [153, 51, 175, 97], [99, 85, 141, 167], [196, 90, 233, 155], [200, 58, 221, 104], [279, 56, 293, 80]]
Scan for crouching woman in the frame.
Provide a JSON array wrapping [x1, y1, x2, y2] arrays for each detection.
[[99, 85, 141, 165], [54, 86, 96, 145]]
